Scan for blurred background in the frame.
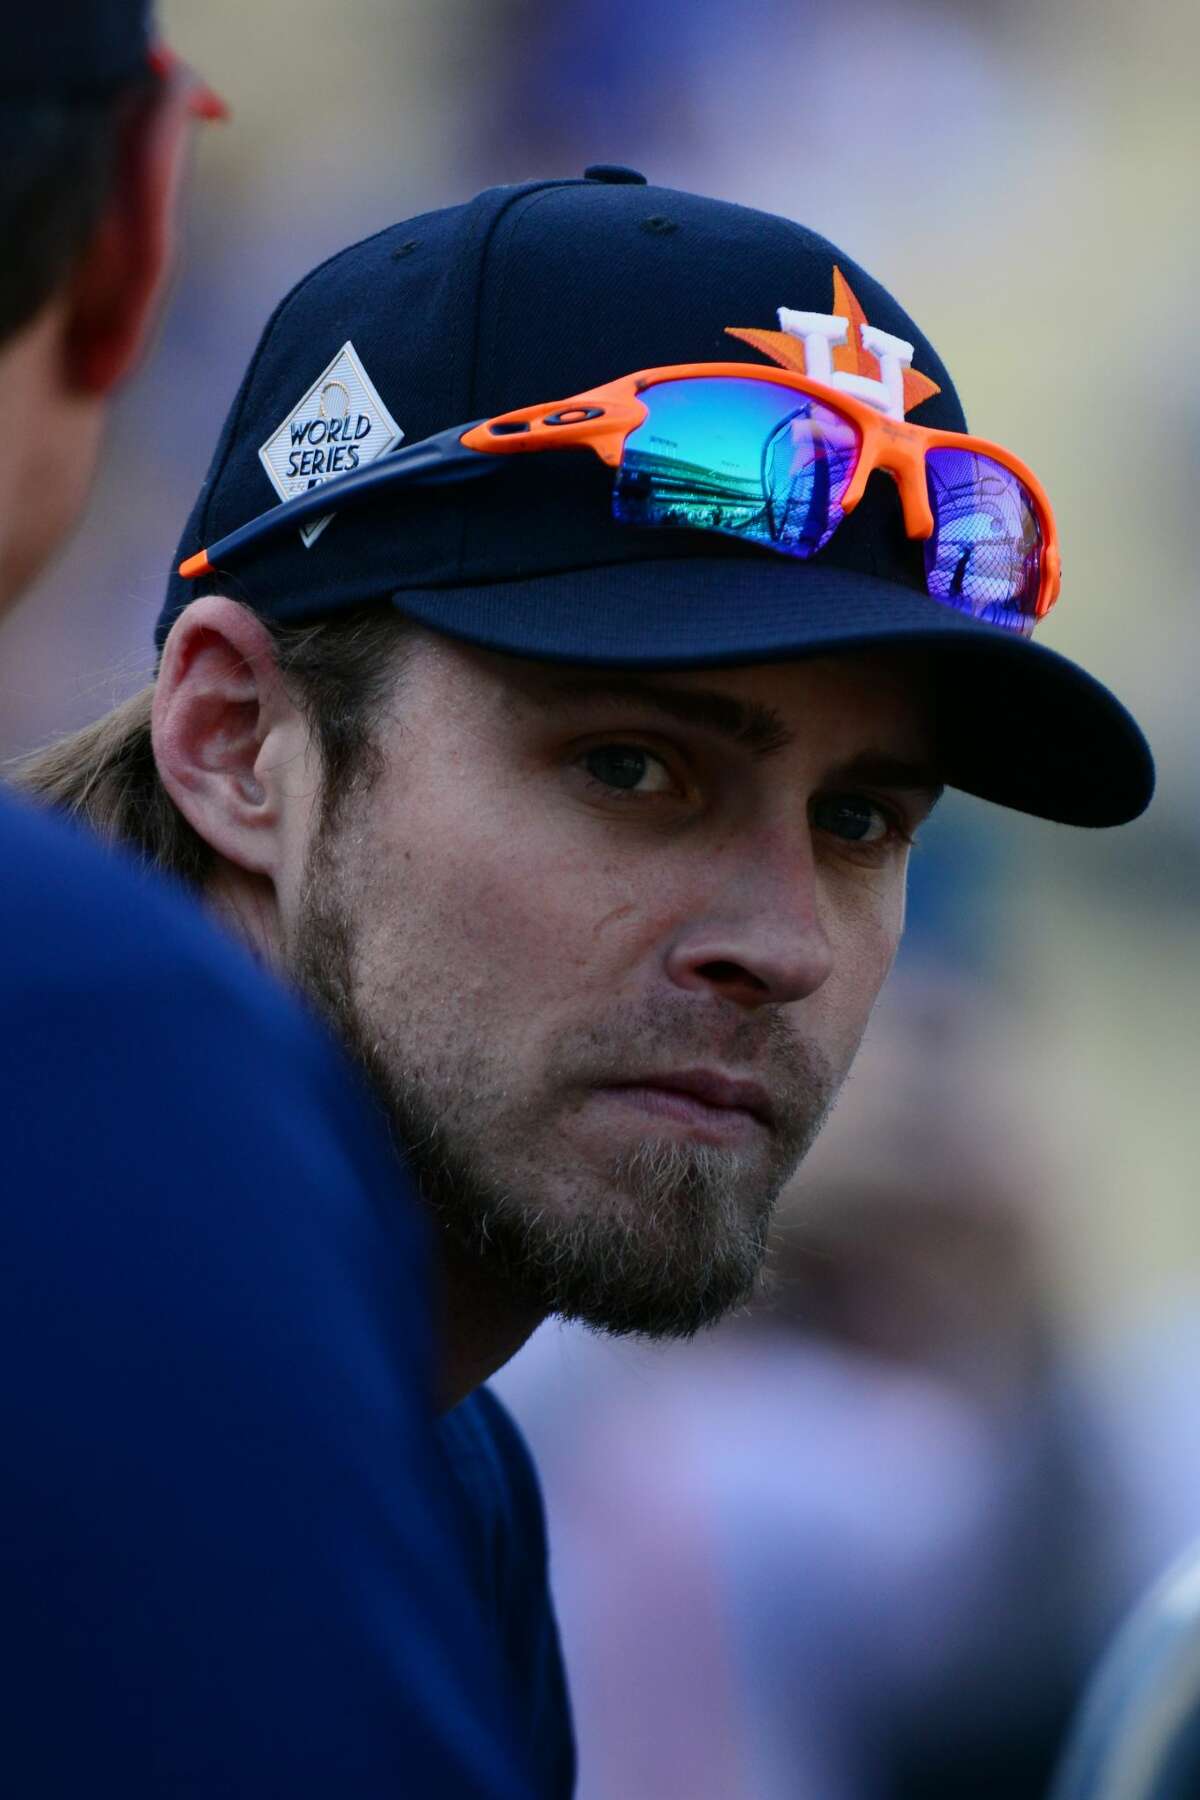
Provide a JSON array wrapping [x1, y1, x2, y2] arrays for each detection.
[[3, 1, 1198, 1790]]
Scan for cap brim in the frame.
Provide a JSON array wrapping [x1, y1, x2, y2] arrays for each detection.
[[391, 557, 1154, 828]]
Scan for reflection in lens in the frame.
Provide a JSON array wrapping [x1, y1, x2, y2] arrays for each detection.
[[924, 448, 1042, 634], [613, 377, 860, 559]]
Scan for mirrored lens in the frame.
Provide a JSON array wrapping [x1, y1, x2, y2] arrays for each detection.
[[612, 376, 860, 557], [924, 448, 1042, 635]]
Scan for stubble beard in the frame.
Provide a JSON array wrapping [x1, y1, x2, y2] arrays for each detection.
[[289, 813, 840, 1341]]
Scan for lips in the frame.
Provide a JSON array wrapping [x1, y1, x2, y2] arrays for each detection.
[[604, 1068, 775, 1129]]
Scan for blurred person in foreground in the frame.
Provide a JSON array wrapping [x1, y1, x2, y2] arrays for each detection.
[[1, 7, 549, 1795], [497, 968, 1135, 1798], [17, 162, 1153, 1788]]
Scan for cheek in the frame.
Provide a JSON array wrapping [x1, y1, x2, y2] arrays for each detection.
[[822, 847, 910, 958], [815, 863, 910, 1035], [365, 783, 659, 1009]]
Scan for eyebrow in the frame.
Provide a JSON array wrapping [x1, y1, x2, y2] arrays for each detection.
[[531, 675, 795, 757], [527, 676, 944, 803], [822, 752, 945, 807]]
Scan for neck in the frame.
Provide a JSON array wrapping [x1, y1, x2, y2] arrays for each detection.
[[205, 863, 287, 965], [436, 1235, 545, 1411]]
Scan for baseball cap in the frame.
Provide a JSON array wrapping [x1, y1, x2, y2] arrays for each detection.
[[3, 2, 224, 115], [161, 167, 1154, 828]]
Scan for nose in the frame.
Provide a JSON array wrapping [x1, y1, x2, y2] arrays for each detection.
[[662, 833, 835, 1011]]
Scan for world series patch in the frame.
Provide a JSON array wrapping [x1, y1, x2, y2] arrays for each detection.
[[258, 341, 403, 548]]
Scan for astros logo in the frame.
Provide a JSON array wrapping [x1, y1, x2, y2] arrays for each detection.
[[726, 267, 940, 422]]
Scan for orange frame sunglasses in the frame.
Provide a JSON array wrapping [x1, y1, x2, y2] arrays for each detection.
[[180, 361, 1061, 627]]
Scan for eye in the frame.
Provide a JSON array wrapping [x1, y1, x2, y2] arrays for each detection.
[[812, 792, 899, 846], [581, 743, 676, 795]]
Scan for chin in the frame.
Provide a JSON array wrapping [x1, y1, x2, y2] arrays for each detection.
[[442, 1141, 777, 1343]]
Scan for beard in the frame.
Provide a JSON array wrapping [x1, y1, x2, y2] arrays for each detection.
[[289, 812, 839, 1341]]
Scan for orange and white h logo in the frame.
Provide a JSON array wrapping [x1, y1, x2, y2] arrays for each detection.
[[727, 267, 941, 422]]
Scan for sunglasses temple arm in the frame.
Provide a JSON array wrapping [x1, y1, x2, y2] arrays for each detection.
[[180, 423, 494, 578]]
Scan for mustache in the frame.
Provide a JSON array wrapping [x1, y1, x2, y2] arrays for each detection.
[[548, 1000, 836, 1152]]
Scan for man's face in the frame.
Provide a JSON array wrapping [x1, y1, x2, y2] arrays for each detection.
[[287, 632, 940, 1339]]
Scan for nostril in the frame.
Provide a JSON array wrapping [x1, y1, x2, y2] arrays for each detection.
[[697, 960, 770, 995]]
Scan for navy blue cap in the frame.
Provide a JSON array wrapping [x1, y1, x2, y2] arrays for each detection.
[[161, 171, 1154, 827], [3, 2, 151, 98]]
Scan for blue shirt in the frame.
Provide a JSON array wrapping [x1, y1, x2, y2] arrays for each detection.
[[441, 1390, 577, 1797], [0, 790, 536, 1796]]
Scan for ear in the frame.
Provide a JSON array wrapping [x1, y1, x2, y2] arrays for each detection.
[[65, 69, 195, 395], [152, 597, 316, 891]]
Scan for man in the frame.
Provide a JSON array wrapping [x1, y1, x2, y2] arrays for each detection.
[[2, 8, 549, 1795], [21, 170, 1153, 1403]]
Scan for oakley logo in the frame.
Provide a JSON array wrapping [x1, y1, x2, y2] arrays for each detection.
[[726, 267, 940, 420]]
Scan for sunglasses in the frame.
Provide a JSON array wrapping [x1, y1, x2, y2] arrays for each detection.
[[180, 362, 1061, 636]]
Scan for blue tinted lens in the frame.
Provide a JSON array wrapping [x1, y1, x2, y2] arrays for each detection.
[[924, 448, 1042, 635], [612, 377, 860, 557]]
